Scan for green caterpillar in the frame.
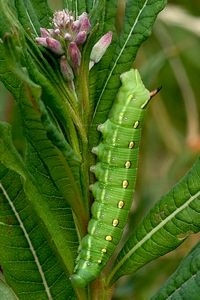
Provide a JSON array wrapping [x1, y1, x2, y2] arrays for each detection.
[[71, 69, 157, 287]]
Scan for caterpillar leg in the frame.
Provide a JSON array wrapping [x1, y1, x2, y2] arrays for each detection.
[[71, 69, 159, 287]]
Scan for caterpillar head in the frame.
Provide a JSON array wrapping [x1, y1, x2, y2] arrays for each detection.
[[118, 69, 150, 109]]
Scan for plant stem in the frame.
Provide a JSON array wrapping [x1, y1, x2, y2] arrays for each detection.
[[89, 278, 114, 300]]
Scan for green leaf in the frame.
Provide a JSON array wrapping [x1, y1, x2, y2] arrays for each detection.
[[0, 1, 19, 36], [152, 242, 200, 299], [29, 0, 52, 27], [0, 45, 82, 197], [89, 0, 167, 148], [76, 1, 112, 128], [85, 0, 95, 13], [0, 122, 79, 274], [0, 1, 85, 155], [0, 4, 89, 233], [0, 165, 76, 299], [0, 279, 18, 300], [0, 25, 88, 226], [63, 0, 87, 15], [15, 0, 52, 34], [18, 83, 87, 229], [107, 158, 200, 285], [24, 47, 84, 157], [88, 0, 119, 116]]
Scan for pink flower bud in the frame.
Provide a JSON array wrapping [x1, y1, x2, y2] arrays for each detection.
[[68, 42, 81, 69], [47, 29, 54, 36], [79, 12, 91, 32], [60, 55, 74, 81], [40, 28, 50, 38], [53, 9, 73, 29], [36, 11, 91, 60], [54, 28, 60, 35], [35, 37, 48, 47], [75, 31, 87, 45], [46, 37, 64, 55], [72, 20, 81, 31], [64, 33, 72, 41], [89, 31, 112, 69]]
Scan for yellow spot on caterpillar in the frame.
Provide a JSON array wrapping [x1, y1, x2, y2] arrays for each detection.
[[128, 141, 135, 149], [118, 200, 125, 209], [122, 180, 129, 188], [105, 235, 112, 241], [133, 121, 139, 128], [101, 248, 107, 253], [98, 259, 102, 264], [112, 219, 119, 227], [125, 161, 131, 169]]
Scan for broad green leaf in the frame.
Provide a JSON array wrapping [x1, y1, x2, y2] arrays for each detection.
[[76, 1, 115, 127], [25, 143, 79, 258], [76, 1, 87, 15], [15, 0, 42, 35], [1, 0, 51, 39], [89, 0, 167, 148], [0, 279, 18, 300], [16, 83, 87, 229], [24, 42, 86, 156], [0, 23, 88, 223], [0, 0, 17, 30], [86, 0, 96, 12], [0, 41, 84, 211], [152, 242, 200, 299], [0, 122, 79, 274], [0, 165, 76, 300], [88, 0, 119, 117], [62, 0, 74, 11], [107, 157, 200, 285], [0, 2, 90, 232], [29, 0, 52, 27], [0, 1, 86, 154]]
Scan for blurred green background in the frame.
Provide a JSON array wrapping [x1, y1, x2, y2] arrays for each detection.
[[0, 0, 200, 299]]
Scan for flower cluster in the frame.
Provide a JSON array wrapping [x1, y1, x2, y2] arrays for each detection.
[[36, 10, 112, 81], [36, 10, 90, 78]]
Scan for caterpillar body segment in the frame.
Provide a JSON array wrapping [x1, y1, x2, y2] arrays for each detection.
[[71, 69, 152, 287]]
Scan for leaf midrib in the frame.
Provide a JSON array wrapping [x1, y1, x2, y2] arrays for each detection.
[[109, 188, 200, 282], [92, 0, 149, 120], [0, 182, 53, 300]]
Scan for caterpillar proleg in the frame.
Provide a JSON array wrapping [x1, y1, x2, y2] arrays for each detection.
[[71, 69, 158, 287]]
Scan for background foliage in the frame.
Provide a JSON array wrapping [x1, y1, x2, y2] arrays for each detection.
[[0, 0, 200, 299]]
